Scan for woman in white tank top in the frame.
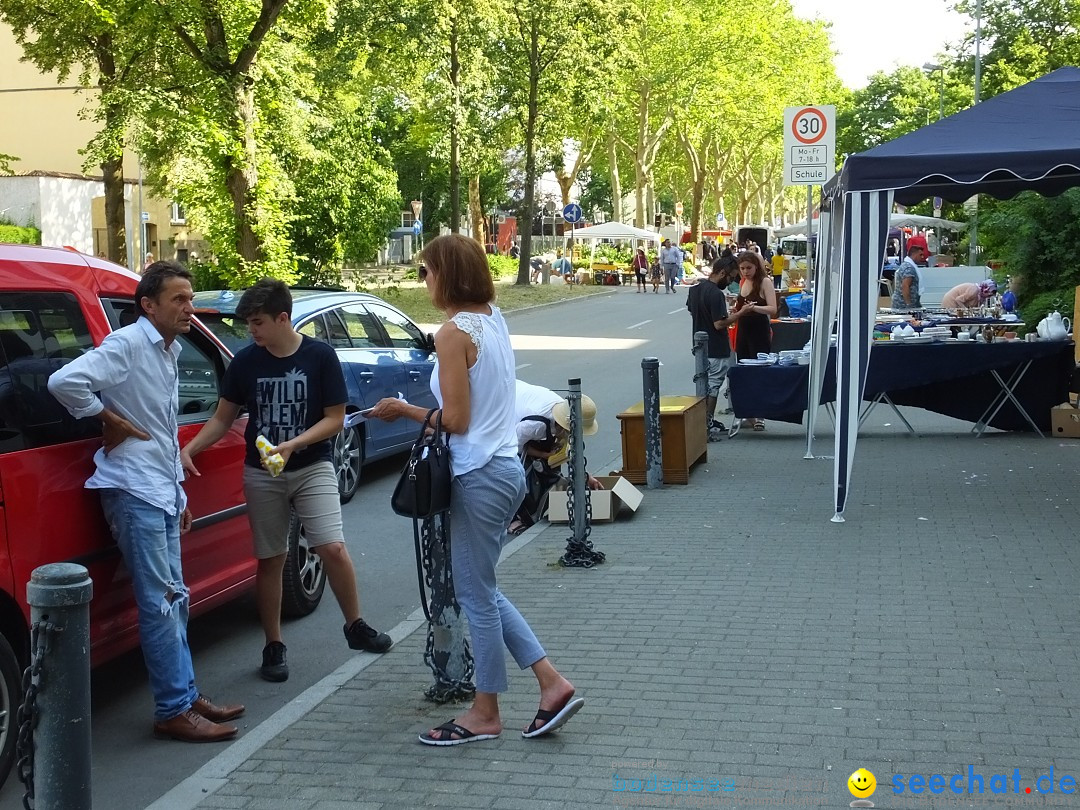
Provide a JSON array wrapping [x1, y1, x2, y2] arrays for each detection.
[[369, 234, 584, 746]]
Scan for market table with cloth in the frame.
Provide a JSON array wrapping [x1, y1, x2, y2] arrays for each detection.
[[728, 340, 1074, 433]]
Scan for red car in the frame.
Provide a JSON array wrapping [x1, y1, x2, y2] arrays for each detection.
[[0, 245, 324, 786]]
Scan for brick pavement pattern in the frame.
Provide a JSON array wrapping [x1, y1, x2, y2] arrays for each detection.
[[194, 413, 1080, 809]]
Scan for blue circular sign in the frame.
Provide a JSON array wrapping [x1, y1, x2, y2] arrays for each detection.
[[562, 203, 582, 224], [412, 220, 422, 235]]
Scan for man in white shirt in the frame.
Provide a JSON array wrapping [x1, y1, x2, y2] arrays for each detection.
[[48, 262, 244, 744], [660, 240, 684, 294]]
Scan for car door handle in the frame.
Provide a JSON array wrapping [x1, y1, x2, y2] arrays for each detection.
[[359, 371, 375, 380], [408, 370, 422, 379]]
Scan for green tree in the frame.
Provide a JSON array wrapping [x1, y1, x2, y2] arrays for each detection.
[[135, 0, 333, 280], [952, 0, 1080, 97], [1, 0, 152, 264], [980, 189, 1080, 326], [490, 0, 612, 283]]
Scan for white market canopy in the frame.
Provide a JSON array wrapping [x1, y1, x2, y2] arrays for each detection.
[[775, 213, 966, 238], [567, 221, 663, 243]]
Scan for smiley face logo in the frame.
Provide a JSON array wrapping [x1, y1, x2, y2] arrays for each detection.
[[848, 768, 877, 798]]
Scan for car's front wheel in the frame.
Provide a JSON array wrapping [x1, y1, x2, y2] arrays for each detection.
[[333, 426, 363, 504], [0, 633, 22, 790], [281, 509, 326, 618]]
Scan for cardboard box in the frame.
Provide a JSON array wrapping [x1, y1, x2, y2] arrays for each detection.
[[547, 476, 644, 523], [1051, 403, 1080, 437]]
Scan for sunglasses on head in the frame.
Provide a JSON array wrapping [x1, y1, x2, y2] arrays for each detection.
[[418, 265, 428, 280]]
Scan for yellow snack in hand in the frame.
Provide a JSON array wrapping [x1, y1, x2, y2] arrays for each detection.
[[255, 434, 285, 477]]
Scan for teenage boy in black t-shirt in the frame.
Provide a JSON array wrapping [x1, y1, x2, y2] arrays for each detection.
[[181, 279, 390, 682]]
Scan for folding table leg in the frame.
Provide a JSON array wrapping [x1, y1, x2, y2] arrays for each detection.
[[972, 360, 1042, 437], [881, 394, 917, 435]]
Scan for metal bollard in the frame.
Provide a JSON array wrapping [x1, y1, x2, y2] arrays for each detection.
[[693, 331, 709, 401], [560, 379, 605, 567], [22, 563, 93, 810], [421, 516, 475, 703], [568, 379, 587, 547], [693, 331, 710, 438], [642, 357, 663, 488]]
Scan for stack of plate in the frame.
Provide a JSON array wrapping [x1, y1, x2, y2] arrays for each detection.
[[921, 326, 951, 342]]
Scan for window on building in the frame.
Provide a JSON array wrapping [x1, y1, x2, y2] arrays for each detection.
[[171, 203, 187, 224], [401, 211, 415, 228]]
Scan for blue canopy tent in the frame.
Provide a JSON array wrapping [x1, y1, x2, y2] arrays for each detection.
[[818, 67, 1080, 521]]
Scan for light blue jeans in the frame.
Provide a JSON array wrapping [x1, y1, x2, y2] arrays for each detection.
[[450, 455, 545, 693], [100, 489, 198, 721]]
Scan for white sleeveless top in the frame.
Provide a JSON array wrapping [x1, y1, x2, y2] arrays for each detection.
[[431, 307, 519, 476]]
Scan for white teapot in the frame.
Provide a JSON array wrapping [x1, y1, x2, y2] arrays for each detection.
[[1039, 311, 1071, 340]]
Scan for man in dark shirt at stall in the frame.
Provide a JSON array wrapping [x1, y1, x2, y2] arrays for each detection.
[[687, 256, 739, 439]]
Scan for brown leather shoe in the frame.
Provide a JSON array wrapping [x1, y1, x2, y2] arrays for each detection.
[[191, 694, 245, 723], [153, 709, 238, 743]]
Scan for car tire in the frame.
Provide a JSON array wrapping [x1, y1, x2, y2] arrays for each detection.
[[281, 509, 326, 618], [0, 633, 22, 789], [333, 426, 363, 504]]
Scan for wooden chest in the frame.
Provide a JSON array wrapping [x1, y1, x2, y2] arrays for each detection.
[[617, 395, 708, 484]]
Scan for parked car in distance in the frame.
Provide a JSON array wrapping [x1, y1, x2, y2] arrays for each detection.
[[0, 245, 326, 788], [192, 289, 438, 503]]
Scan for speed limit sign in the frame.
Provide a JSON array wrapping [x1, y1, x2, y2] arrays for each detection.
[[783, 105, 836, 185]]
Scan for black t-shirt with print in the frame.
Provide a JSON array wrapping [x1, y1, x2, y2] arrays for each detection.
[[687, 279, 731, 358], [222, 336, 347, 471]]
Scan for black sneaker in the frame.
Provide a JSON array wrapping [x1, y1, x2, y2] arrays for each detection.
[[260, 641, 288, 682], [344, 619, 392, 653], [711, 419, 727, 431]]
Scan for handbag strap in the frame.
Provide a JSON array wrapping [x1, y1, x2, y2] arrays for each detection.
[[411, 517, 432, 623]]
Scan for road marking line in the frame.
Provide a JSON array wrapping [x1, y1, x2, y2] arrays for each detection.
[[626, 320, 652, 330], [516, 363, 532, 370], [668, 308, 684, 315]]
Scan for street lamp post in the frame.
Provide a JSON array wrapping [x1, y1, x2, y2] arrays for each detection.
[[922, 62, 945, 120]]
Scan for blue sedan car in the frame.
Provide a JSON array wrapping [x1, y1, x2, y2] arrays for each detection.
[[193, 289, 438, 503]]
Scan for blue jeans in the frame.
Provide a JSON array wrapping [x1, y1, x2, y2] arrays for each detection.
[[450, 455, 545, 693], [100, 489, 198, 721], [664, 265, 679, 291]]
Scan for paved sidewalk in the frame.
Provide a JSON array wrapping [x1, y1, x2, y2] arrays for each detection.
[[162, 412, 1079, 809]]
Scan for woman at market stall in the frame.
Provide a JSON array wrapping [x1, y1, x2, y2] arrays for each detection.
[[733, 251, 777, 431], [941, 279, 996, 310]]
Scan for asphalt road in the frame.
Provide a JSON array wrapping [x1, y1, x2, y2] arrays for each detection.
[[0, 283, 701, 810]]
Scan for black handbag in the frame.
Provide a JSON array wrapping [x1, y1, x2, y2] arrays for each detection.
[[391, 408, 452, 519]]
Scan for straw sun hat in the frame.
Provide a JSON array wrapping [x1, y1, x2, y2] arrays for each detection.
[[551, 395, 599, 436]]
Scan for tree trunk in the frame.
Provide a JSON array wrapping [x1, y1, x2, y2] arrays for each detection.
[[101, 155, 126, 263], [607, 130, 622, 222], [516, 20, 541, 285], [224, 78, 261, 264], [448, 18, 461, 233], [95, 39, 126, 264], [468, 174, 485, 246]]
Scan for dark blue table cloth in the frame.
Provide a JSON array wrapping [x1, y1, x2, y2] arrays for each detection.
[[728, 340, 1074, 431]]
